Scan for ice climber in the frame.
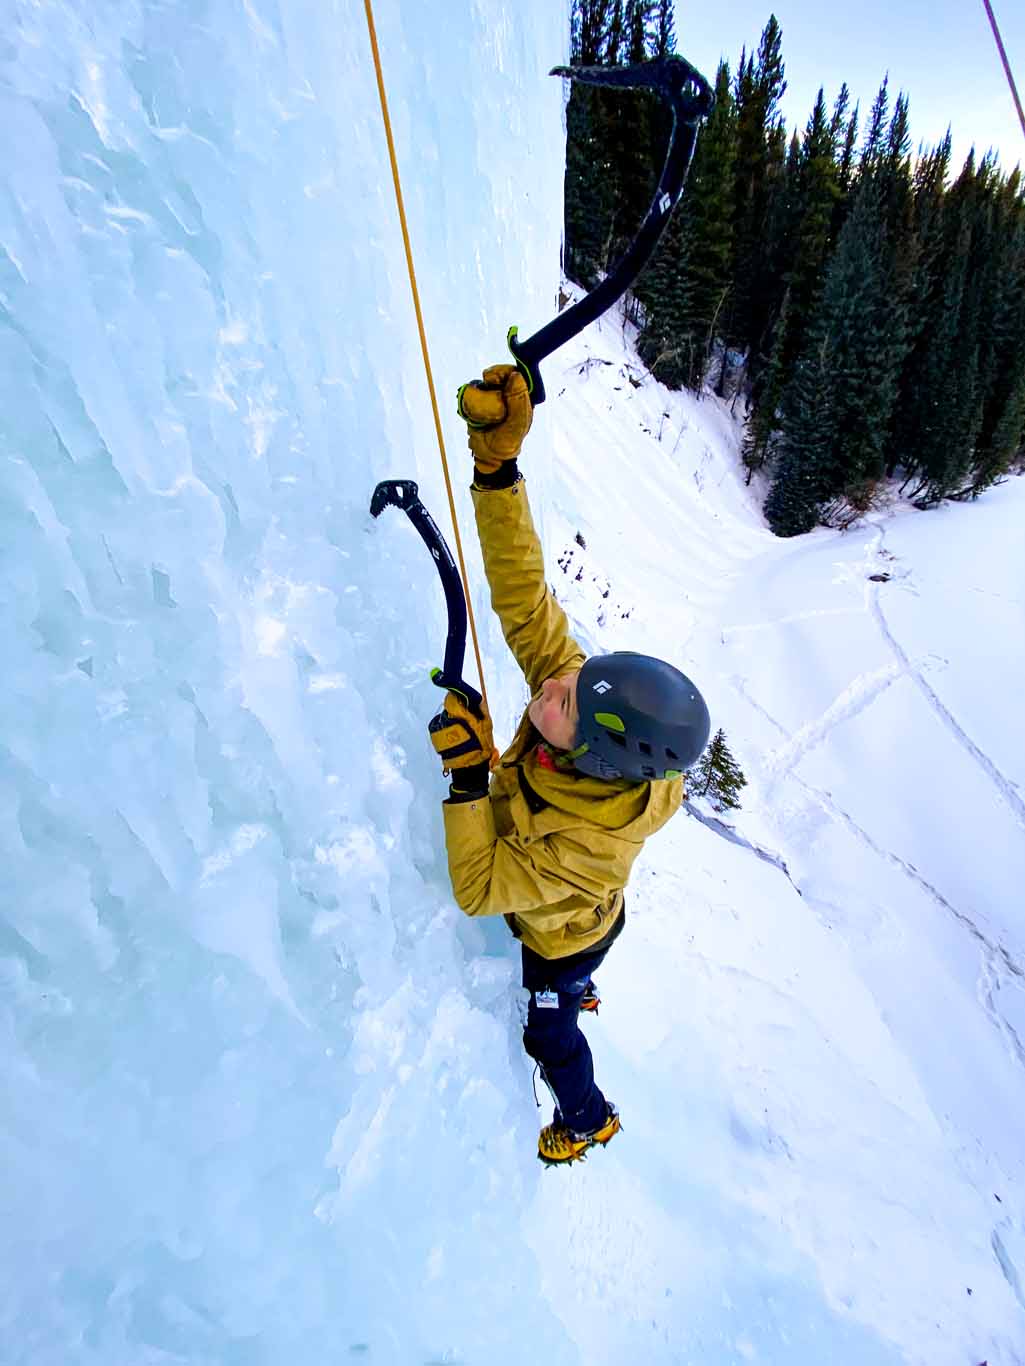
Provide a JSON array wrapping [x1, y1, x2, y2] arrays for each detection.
[[429, 363, 711, 1166]]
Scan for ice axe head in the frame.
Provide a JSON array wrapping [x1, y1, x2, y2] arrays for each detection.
[[495, 54, 714, 407], [549, 53, 714, 127], [369, 478, 421, 518]]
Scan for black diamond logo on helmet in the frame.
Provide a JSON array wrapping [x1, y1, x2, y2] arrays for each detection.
[[592, 680, 612, 695]]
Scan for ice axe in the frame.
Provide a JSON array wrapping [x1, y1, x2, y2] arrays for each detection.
[[458, 52, 714, 419], [369, 478, 484, 718], [371, 57, 713, 718]]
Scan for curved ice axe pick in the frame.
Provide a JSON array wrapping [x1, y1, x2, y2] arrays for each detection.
[[458, 53, 714, 417], [369, 479, 484, 718]]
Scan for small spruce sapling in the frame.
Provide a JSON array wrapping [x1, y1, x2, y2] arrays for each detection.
[[692, 728, 747, 812]]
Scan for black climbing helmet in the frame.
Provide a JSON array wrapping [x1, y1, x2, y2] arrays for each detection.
[[571, 653, 710, 782]]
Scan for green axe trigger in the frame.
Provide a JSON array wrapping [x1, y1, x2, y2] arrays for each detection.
[[431, 667, 471, 708]]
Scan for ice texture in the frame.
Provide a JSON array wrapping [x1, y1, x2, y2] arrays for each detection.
[[1, 3, 567, 1360], [3, 4, 1025, 1365]]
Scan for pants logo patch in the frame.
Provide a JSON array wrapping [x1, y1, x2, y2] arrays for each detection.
[[535, 989, 559, 1010]]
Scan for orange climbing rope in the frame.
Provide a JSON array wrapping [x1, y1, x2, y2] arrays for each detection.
[[363, 0, 491, 714], [981, 0, 1025, 145]]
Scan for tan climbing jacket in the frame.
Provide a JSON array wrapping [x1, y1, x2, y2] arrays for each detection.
[[442, 477, 683, 959]]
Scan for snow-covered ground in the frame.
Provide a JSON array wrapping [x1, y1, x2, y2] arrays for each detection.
[[2, 3, 1023, 1364], [544, 320, 1025, 1364]]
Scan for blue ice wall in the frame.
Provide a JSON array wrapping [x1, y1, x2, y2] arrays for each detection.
[[0, 3, 566, 1361]]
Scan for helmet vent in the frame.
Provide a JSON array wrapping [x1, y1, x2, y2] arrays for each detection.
[[639, 741, 652, 756], [665, 747, 679, 761], [606, 732, 627, 748]]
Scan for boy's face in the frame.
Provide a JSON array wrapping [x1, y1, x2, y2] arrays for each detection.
[[529, 669, 581, 751]]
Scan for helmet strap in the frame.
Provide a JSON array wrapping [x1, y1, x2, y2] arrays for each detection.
[[536, 740, 589, 772], [554, 742, 589, 771]]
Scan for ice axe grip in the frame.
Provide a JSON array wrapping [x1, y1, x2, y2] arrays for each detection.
[[369, 479, 484, 717]]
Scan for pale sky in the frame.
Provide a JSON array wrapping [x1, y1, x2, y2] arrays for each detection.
[[677, 0, 1025, 177]]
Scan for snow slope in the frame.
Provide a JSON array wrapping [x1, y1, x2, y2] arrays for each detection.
[[543, 316, 1025, 1365], [1, 3, 1024, 1364]]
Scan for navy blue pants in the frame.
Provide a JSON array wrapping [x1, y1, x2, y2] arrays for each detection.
[[521, 940, 612, 1135]]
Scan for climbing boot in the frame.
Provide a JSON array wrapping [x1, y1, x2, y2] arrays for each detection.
[[538, 1104, 621, 1166], [580, 980, 600, 1013]]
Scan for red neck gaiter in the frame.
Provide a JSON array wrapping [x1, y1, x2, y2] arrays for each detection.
[[535, 743, 558, 772]]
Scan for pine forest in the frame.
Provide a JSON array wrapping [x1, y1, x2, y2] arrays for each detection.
[[564, 1, 1025, 536]]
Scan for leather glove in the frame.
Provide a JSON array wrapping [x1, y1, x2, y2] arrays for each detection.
[[457, 364, 533, 474], [428, 692, 498, 778]]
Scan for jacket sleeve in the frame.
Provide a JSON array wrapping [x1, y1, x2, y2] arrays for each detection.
[[442, 798, 641, 919], [472, 476, 586, 695]]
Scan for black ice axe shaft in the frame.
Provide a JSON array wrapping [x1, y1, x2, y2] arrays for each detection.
[[369, 479, 484, 717], [465, 54, 714, 414]]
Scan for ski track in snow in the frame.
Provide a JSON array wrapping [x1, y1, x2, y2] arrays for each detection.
[[754, 683, 1025, 1075], [721, 605, 866, 637], [867, 525, 1025, 836], [796, 766, 1025, 1072], [761, 659, 910, 790], [724, 520, 1025, 1083]]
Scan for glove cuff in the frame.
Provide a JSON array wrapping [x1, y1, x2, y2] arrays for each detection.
[[448, 759, 491, 801], [446, 786, 489, 804], [472, 460, 520, 490]]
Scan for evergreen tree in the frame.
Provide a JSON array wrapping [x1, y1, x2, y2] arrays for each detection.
[[572, 0, 610, 62], [828, 82, 850, 149], [652, 0, 676, 56], [763, 328, 838, 534], [605, 0, 625, 62], [563, 1, 617, 287], [788, 88, 843, 333], [886, 131, 952, 480], [606, 2, 663, 267], [635, 203, 692, 387], [910, 216, 974, 497], [637, 58, 737, 389], [626, 0, 652, 60], [741, 284, 792, 479], [563, 81, 617, 288], [693, 729, 748, 812], [741, 118, 791, 395], [563, 1, 666, 288], [970, 165, 1025, 494], [643, 0, 678, 206], [859, 77, 891, 174], [905, 153, 992, 501], [721, 15, 787, 389], [766, 141, 912, 533], [743, 85, 844, 476], [972, 367, 1025, 491], [832, 96, 860, 240], [888, 137, 972, 495]]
